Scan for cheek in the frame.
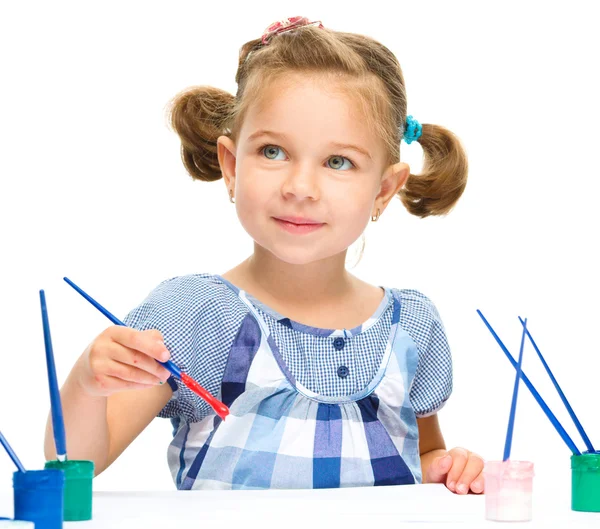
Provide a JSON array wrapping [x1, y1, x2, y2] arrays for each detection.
[[341, 208, 371, 240], [236, 173, 274, 212], [328, 181, 376, 219], [235, 157, 272, 197], [234, 173, 273, 232], [237, 178, 262, 203]]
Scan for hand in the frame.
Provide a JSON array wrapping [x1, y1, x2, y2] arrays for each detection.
[[76, 327, 172, 397], [425, 447, 485, 494]]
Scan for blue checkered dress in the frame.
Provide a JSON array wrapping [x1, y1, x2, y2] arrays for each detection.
[[123, 273, 452, 490]]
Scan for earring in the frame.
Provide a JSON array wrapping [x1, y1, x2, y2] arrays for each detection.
[[371, 208, 381, 222], [229, 189, 235, 204]]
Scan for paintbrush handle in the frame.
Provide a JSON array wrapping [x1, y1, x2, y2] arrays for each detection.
[[518, 316, 595, 453], [0, 430, 26, 472], [477, 310, 581, 455], [503, 318, 527, 461], [40, 290, 67, 460], [63, 277, 230, 420], [63, 277, 182, 378]]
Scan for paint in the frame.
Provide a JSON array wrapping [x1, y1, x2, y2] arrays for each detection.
[[13, 469, 64, 529], [571, 451, 600, 512], [181, 373, 229, 419], [484, 460, 534, 522], [44, 459, 94, 521]]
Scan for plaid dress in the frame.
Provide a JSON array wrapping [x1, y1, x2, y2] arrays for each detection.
[[123, 274, 452, 490]]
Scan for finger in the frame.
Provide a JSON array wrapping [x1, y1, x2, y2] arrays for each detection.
[[105, 360, 165, 386], [425, 454, 452, 484], [446, 447, 469, 492], [454, 452, 484, 494], [110, 327, 171, 363], [110, 345, 171, 382], [469, 470, 485, 494]]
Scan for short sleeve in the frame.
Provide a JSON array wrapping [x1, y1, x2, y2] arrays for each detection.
[[121, 274, 246, 423], [398, 290, 453, 417]]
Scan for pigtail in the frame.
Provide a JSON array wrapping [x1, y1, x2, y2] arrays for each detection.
[[399, 124, 468, 218], [166, 86, 235, 182]]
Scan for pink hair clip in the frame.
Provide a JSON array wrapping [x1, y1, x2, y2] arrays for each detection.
[[261, 16, 324, 45]]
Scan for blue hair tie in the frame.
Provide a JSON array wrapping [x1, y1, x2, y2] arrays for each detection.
[[403, 115, 422, 144]]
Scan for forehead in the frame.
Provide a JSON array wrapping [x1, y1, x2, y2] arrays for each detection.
[[239, 73, 382, 155]]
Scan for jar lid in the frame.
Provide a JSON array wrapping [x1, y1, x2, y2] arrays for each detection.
[[13, 469, 65, 488], [45, 459, 94, 478], [484, 460, 535, 479], [571, 452, 600, 471]]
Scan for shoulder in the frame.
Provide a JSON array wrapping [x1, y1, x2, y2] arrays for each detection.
[[130, 274, 247, 422], [392, 288, 443, 323], [148, 273, 231, 303], [389, 287, 448, 354], [123, 273, 248, 328]]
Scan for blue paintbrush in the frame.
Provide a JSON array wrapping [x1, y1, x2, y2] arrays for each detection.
[[0, 430, 26, 472], [62, 277, 230, 420], [518, 316, 594, 453], [40, 290, 67, 461], [477, 309, 580, 455], [503, 318, 527, 461]]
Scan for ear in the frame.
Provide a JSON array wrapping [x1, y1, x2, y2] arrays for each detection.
[[217, 135, 237, 196], [374, 162, 410, 214]]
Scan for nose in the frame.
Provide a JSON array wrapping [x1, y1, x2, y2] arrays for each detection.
[[280, 162, 320, 201]]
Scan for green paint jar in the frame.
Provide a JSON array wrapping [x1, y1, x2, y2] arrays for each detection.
[[44, 460, 94, 521], [571, 452, 600, 512]]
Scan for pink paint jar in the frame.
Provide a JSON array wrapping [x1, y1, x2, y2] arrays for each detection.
[[484, 460, 534, 522]]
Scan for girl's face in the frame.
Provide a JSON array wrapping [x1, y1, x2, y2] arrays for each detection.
[[218, 74, 408, 266]]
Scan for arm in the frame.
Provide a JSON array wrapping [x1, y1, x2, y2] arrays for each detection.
[[418, 414, 447, 478], [44, 362, 172, 475], [43, 327, 173, 476], [417, 413, 485, 494], [105, 382, 172, 472]]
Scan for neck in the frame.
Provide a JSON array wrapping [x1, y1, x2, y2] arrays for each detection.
[[233, 243, 357, 309]]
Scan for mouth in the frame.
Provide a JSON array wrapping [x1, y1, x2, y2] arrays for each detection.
[[273, 216, 325, 234]]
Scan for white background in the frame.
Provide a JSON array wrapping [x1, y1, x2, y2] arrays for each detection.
[[0, 0, 598, 494]]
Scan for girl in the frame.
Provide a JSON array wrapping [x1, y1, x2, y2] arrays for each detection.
[[45, 16, 484, 494]]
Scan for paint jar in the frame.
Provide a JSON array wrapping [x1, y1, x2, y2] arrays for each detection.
[[484, 460, 534, 522], [44, 459, 94, 521], [571, 451, 600, 512], [13, 468, 64, 529]]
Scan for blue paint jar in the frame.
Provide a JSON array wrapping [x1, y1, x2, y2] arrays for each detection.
[[13, 469, 64, 529]]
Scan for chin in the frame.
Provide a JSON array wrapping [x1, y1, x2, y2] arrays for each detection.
[[268, 246, 330, 266], [242, 223, 356, 265], [251, 238, 335, 265]]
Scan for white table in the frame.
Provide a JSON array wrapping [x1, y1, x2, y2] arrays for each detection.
[[1, 483, 598, 528]]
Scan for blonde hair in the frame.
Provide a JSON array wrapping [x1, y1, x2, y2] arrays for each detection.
[[167, 23, 467, 219]]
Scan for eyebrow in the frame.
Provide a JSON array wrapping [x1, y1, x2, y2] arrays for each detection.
[[246, 129, 372, 160]]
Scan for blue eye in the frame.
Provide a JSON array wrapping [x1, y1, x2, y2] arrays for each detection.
[[262, 145, 286, 160], [259, 144, 355, 170], [327, 155, 353, 171]]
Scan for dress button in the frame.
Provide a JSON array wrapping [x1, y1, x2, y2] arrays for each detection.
[[337, 365, 349, 378], [333, 337, 345, 350]]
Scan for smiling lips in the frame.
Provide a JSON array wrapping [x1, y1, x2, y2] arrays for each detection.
[[273, 216, 325, 234]]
